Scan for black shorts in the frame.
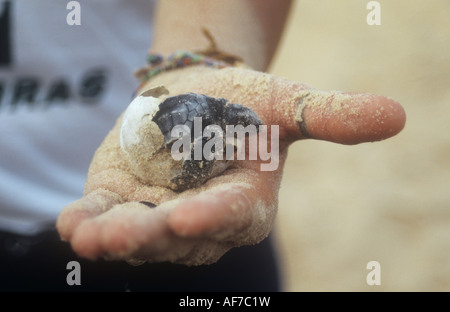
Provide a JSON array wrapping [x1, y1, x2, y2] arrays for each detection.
[[0, 227, 282, 292]]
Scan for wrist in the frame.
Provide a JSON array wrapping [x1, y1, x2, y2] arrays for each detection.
[[134, 29, 249, 93], [134, 50, 235, 83]]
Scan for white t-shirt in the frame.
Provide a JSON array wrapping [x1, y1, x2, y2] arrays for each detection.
[[0, 0, 155, 235]]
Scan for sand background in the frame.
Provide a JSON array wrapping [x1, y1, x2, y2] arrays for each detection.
[[269, 0, 450, 291]]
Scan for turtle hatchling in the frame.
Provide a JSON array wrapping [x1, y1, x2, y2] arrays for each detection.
[[120, 86, 263, 191]]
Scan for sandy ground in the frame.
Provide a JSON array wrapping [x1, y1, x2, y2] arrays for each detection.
[[269, 0, 450, 291]]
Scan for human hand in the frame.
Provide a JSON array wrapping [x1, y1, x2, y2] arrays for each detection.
[[56, 66, 405, 265]]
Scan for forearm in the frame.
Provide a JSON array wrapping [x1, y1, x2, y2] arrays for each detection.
[[151, 0, 292, 71]]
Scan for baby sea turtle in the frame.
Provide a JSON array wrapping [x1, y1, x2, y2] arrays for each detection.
[[120, 86, 262, 191]]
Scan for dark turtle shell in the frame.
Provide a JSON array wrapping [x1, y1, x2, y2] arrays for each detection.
[[152, 93, 262, 144], [151, 93, 263, 190]]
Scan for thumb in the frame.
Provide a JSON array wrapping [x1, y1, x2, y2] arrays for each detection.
[[291, 89, 406, 145], [199, 67, 406, 145], [263, 73, 406, 145]]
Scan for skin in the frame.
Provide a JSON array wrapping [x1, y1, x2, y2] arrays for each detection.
[[56, 0, 406, 265]]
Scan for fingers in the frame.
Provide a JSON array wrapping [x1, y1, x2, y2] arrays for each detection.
[[66, 171, 279, 262], [69, 201, 182, 260], [168, 183, 253, 240], [168, 167, 281, 245], [68, 199, 225, 264], [56, 189, 123, 241]]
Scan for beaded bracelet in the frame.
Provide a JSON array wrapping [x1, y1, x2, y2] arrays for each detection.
[[134, 50, 232, 83], [134, 28, 244, 85]]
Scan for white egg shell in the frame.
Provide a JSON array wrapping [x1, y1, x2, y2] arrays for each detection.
[[119, 87, 184, 189]]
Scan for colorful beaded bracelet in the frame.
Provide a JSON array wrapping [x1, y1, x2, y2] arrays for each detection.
[[134, 28, 244, 85], [135, 50, 233, 83]]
